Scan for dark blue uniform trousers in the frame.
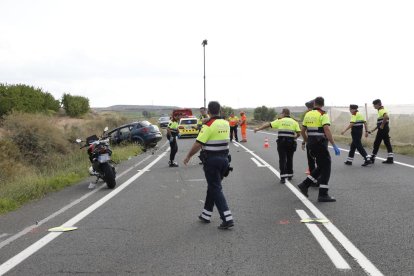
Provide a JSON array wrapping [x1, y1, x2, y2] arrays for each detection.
[[202, 154, 232, 222]]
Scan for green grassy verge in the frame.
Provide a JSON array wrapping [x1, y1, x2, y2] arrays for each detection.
[[0, 144, 140, 215]]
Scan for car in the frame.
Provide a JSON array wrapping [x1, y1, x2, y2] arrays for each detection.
[[178, 117, 199, 138], [158, 116, 170, 128], [107, 121, 162, 148]]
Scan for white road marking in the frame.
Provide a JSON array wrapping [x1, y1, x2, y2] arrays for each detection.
[[296, 210, 351, 270], [250, 157, 267, 167], [0, 234, 9, 240], [0, 150, 168, 275], [0, 143, 169, 252], [253, 129, 414, 169], [232, 142, 240, 147], [234, 141, 384, 276]]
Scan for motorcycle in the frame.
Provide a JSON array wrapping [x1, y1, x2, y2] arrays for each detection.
[[76, 127, 117, 189]]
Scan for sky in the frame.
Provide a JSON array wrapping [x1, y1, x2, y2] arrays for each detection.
[[1, 0, 414, 108]]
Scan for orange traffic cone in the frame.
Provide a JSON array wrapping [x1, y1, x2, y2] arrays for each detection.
[[264, 138, 269, 148]]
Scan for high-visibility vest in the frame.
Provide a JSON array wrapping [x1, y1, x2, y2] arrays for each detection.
[[168, 121, 179, 136], [350, 111, 365, 129], [377, 107, 389, 127], [228, 116, 239, 127], [270, 116, 300, 138], [196, 117, 230, 152], [302, 108, 330, 139]]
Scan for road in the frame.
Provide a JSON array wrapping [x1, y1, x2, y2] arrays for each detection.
[[0, 129, 413, 275]]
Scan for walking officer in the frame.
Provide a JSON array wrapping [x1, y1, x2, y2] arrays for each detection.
[[184, 101, 234, 229], [303, 100, 317, 174], [368, 99, 394, 164], [167, 113, 180, 167], [297, 97, 340, 202], [254, 108, 301, 184], [341, 104, 371, 166]]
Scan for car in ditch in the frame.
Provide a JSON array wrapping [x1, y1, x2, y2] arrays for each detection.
[[107, 121, 162, 148]]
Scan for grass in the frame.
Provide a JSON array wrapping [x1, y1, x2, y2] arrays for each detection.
[[0, 144, 141, 215]]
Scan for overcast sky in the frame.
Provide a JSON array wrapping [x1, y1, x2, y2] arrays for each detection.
[[1, 0, 413, 108]]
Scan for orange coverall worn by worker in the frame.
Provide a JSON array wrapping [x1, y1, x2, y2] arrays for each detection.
[[239, 111, 247, 142]]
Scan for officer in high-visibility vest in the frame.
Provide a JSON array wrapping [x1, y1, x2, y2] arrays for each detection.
[[197, 107, 209, 131], [368, 99, 394, 164], [184, 101, 234, 229], [341, 104, 371, 166], [302, 100, 317, 174], [297, 97, 340, 202], [228, 112, 239, 142], [167, 113, 180, 167], [254, 108, 301, 184]]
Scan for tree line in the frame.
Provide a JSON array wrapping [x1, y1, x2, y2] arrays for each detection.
[[0, 83, 90, 117]]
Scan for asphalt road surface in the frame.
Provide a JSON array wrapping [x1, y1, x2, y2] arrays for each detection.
[[1, 129, 413, 275]]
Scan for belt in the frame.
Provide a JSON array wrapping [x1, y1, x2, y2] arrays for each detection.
[[204, 150, 229, 155]]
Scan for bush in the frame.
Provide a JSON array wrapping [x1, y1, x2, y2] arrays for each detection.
[[254, 106, 277, 121], [3, 112, 70, 167], [0, 139, 30, 182], [0, 83, 60, 116], [61, 93, 90, 117]]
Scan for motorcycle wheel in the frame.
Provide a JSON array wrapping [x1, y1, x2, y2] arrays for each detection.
[[102, 163, 116, 189]]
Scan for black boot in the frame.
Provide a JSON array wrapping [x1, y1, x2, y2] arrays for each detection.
[[297, 182, 309, 197], [344, 161, 352, 166], [382, 158, 394, 164], [361, 159, 372, 167], [318, 194, 336, 202]]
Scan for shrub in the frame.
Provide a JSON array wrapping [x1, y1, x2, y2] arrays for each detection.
[[254, 106, 277, 121], [3, 112, 70, 166], [0, 139, 30, 182], [0, 83, 60, 116], [61, 93, 90, 117]]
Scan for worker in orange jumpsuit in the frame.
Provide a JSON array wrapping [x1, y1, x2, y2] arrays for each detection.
[[239, 111, 247, 142]]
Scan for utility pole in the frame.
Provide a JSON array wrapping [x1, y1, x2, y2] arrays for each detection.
[[202, 39, 208, 108]]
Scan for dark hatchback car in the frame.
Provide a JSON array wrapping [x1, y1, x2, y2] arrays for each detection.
[[107, 121, 162, 148]]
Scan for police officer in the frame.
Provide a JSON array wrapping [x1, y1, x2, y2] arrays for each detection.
[[368, 99, 394, 164], [254, 108, 301, 184], [228, 112, 239, 142], [167, 113, 180, 167], [303, 100, 317, 174], [341, 104, 371, 166], [184, 101, 234, 229], [197, 107, 209, 131], [297, 97, 340, 202]]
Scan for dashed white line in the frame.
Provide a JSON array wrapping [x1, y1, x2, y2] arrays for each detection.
[[235, 141, 384, 276], [0, 150, 169, 275], [250, 157, 267, 167], [296, 210, 351, 270]]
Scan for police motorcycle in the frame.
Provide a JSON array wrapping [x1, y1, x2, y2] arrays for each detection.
[[76, 127, 116, 189]]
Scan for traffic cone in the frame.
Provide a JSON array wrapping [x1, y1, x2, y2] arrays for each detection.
[[264, 138, 269, 148]]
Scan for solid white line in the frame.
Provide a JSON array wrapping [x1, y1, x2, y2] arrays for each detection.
[[0, 143, 169, 252], [0, 234, 9, 240], [253, 129, 414, 169], [234, 141, 384, 276], [0, 150, 168, 276], [250, 157, 266, 167], [296, 210, 351, 270]]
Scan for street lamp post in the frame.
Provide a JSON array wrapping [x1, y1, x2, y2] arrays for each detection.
[[202, 39, 208, 108]]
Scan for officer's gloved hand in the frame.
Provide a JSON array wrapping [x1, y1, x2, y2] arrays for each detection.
[[333, 144, 340, 156]]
